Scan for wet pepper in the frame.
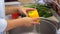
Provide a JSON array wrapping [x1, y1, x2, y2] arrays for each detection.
[[27, 9, 40, 22]]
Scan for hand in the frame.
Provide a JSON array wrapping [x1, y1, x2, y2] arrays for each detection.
[[19, 7, 34, 16], [18, 17, 40, 27]]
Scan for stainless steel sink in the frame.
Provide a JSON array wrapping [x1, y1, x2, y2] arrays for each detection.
[[7, 18, 58, 34]]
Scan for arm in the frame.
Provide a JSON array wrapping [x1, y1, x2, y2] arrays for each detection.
[[5, 6, 34, 15], [0, 0, 39, 32], [0, 18, 24, 32], [5, 19, 22, 31], [5, 17, 39, 31], [5, 6, 19, 15]]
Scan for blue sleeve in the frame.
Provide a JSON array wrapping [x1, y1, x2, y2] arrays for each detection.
[[0, 19, 7, 32]]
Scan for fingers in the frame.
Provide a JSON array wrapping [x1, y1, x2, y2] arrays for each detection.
[[24, 23, 32, 27], [32, 22, 39, 25], [23, 21, 33, 27], [32, 17, 40, 21], [25, 8, 35, 11], [22, 10, 28, 16], [21, 8, 35, 16]]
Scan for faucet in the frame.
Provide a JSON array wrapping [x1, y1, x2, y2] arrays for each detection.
[[51, 0, 60, 8]]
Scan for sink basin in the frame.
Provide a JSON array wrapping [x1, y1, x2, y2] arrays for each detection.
[[8, 18, 58, 34]]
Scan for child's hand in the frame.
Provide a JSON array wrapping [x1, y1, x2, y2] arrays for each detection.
[[18, 17, 40, 27], [19, 7, 34, 16]]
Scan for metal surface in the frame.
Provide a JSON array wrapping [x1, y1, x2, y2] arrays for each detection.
[[50, 9, 60, 22], [8, 18, 57, 34], [50, 9, 60, 29], [47, 0, 60, 30]]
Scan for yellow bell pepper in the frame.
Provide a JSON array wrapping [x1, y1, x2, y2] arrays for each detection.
[[27, 9, 40, 22]]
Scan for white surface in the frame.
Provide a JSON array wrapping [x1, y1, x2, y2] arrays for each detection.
[[5, 2, 21, 5]]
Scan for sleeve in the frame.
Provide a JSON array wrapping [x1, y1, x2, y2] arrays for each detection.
[[0, 0, 7, 32], [39, 0, 45, 4], [0, 19, 7, 32]]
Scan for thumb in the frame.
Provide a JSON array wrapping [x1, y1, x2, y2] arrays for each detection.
[[22, 10, 28, 16]]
